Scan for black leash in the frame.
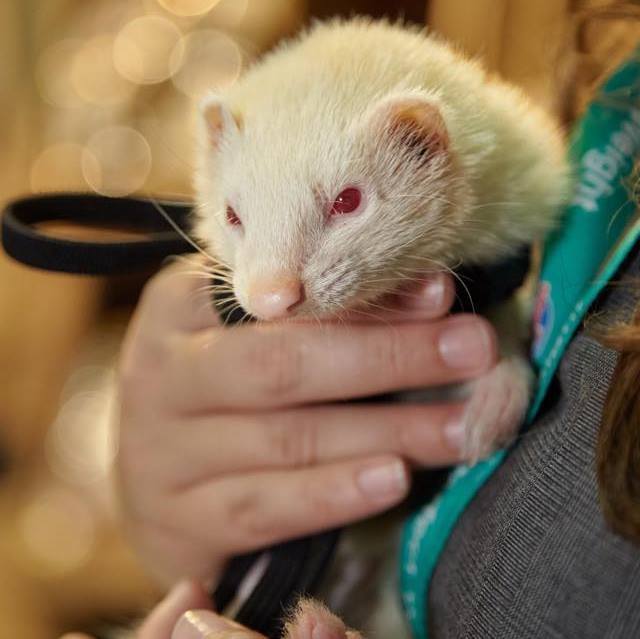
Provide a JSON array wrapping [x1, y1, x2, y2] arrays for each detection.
[[1, 192, 532, 637]]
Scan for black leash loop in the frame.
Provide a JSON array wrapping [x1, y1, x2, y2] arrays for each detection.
[[1, 193, 193, 275]]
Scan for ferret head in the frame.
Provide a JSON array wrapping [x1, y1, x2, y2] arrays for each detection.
[[194, 89, 466, 321]]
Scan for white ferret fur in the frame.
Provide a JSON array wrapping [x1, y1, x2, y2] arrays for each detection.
[[190, 18, 570, 639]]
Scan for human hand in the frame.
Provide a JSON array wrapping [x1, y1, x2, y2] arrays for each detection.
[[60, 581, 361, 639], [116, 259, 497, 586], [171, 596, 364, 639]]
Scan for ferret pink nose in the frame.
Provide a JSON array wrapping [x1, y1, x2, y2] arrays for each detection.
[[247, 278, 305, 320]]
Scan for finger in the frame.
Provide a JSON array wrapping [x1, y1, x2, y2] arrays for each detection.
[[156, 404, 464, 486], [137, 256, 222, 334], [176, 456, 409, 553], [389, 271, 456, 312], [138, 580, 212, 639], [173, 610, 263, 639], [339, 272, 455, 322], [167, 315, 497, 412]]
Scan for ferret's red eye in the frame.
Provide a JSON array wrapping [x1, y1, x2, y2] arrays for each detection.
[[330, 187, 362, 216], [226, 206, 242, 226]]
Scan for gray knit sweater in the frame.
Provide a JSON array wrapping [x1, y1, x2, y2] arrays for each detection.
[[429, 248, 640, 638]]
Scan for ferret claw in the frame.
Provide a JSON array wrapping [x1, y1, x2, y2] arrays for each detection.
[[460, 357, 533, 464]]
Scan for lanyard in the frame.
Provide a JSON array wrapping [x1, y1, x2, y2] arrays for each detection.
[[400, 48, 640, 639]]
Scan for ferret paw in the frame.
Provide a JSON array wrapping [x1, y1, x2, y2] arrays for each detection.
[[459, 357, 533, 464], [283, 599, 364, 639]]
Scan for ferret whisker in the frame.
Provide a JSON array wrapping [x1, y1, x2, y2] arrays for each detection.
[[201, 283, 235, 293], [169, 256, 232, 280], [195, 286, 235, 300], [392, 193, 455, 207], [400, 254, 463, 269], [219, 303, 247, 327], [181, 271, 233, 284], [213, 297, 243, 312], [149, 197, 218, 265], [204, 290, 236, 302], [198, 278, 234, 290], [217, 301, 241, 314], [310, 308, 324, 329], [180, 270, 218, 280], [469, 200, 527, 210], [206, 281, 235, 290], [351, 305, 395, 327]]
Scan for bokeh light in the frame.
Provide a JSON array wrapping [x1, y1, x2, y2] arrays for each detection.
[[82, 126, 152, 196], [171, 29, 242, 99], [71, 34, 135, 106], [209, 0, 249, 27], [157, 0, 223, 17], [114, 16, 185, 85], [36, 39, 84, 109], [19, 487, 96, 577], [30, 143, 85, 192], [45, 383, 118, 486]]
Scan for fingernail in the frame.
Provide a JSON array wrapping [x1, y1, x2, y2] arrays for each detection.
[[444, 416, 467, 453], [438, 318, 493, 369], [357, 459, 408, 503], [173, 610, 249, 639], [413, 275, 447, 310]]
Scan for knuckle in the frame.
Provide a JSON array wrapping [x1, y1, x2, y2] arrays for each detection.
[[394, 406, 431, 458], [120, 341, 159, 385], [366, 327, 407, 383], [249, 331, 303, 399], [305, 480, 339, 523], [266, 413, 319, 468], [140, 269, 173, 308], [140, 265, 189, 317], [118, 349, 149, 409], [391, 412, 411, 453], [224, 489, 279, 546], [118, 333, 169, 410]]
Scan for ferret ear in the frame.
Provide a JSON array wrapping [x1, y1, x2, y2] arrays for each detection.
[[200, 94, 243, 150], [366, 92, 449, 158]]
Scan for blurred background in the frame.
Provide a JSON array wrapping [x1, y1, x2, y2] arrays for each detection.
[[0, 0, 638, 636]]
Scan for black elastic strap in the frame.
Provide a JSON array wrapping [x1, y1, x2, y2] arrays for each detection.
[[1, 193, 193, 275]]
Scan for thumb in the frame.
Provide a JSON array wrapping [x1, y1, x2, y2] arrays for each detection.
[[172, 611, 264, 639], [137, 580, 211, 639]]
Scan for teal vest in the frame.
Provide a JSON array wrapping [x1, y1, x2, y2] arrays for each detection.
[[400, 48, 640, 639]]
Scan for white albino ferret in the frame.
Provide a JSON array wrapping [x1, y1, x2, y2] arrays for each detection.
[[193, 18, 569, 639]]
